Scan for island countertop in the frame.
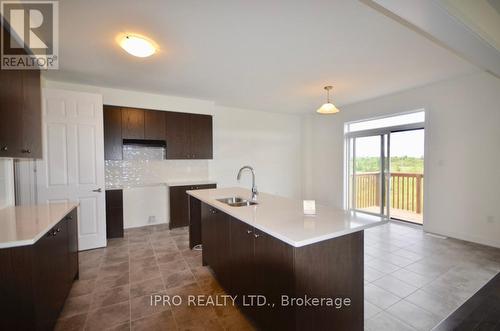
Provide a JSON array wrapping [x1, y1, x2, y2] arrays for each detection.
[[0, 202, 79, 249], [187, 187, 386, 247]]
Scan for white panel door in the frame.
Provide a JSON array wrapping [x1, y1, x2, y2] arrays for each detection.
[[37, 88, 106, 250]]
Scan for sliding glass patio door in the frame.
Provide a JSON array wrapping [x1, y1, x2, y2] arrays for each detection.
[[345, 117, 425, 223], [388, 129, 424, 224], [347, 134, 389, 217]]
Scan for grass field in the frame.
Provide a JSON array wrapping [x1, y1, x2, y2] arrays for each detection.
[[355, 156, 423, 173]]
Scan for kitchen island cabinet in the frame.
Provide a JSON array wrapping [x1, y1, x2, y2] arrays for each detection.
[[188, 187, 386, 331]]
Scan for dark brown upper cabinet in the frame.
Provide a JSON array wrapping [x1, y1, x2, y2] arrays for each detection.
[[103, 106, 213, 160], [122, 108, 145, 139], [21, 70, 42, 158], [144, 110, 166, 140], [165, 111, 190, 159], [190, 114, 213, 159], [103, 105, 123, 160], [165, 112, 213, 159], [0, 68, 42, 159]]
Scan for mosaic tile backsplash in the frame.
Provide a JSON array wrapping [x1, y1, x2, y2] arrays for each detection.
[[123, 145, 165, 161], [105, 145, 209, 188]]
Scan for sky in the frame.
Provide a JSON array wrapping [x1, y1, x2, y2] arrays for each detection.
[[354, 129, 424, 158]]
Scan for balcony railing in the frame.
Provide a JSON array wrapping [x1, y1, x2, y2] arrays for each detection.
[[353, 172, 424, 220]]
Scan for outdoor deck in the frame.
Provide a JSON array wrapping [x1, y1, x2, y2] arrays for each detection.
[[360, 206, 423, 224], [354, 172, 423, 224]]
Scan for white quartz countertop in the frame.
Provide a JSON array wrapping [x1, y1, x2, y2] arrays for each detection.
[[166, 180, 217, 187], [0, 202, 79, 249], [105, 180, 216, 190], [187, 187, 387, 247]]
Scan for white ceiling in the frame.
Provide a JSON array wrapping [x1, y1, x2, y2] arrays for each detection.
[[44, 0, 479, 114]]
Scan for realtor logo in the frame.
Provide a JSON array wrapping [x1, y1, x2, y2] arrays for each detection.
[[1, 0, 58, 69]]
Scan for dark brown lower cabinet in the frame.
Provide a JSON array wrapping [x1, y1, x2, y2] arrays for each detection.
[[106, 189, 124, 238], [170, 183, 216, 229], [197, 202, 364, 331], [0, 208, 79, 331], [201, 203, 231, 287]]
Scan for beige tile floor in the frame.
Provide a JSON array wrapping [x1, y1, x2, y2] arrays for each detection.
[[56, 221, 500, 331], [363, 221, 500, 331], [55, 224, 255, 331]]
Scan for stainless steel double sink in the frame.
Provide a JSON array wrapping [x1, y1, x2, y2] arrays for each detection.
[[217, 197, 258, 207]]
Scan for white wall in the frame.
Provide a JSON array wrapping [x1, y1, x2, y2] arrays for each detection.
[[211, 105, 302, 198], [0, 159, 15, 209], [123, 185, 168, 228], [303, 72, 500, 248]]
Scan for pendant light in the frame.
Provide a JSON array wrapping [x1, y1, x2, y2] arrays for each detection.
[[316, 86, 340, 114]]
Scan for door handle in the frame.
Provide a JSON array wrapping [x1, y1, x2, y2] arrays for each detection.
[[92, 188, 102, 193], [1, 146, 8, 152], [21, 148, 31, 154], [254, 233, 260, 238], [247, 229, 252, 234]]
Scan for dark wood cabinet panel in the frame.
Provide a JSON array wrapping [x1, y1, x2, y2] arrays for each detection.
[[0, 69, 24, 158], [21, 70, 42, 158], [106, 189, 124, 238], [165, 111, 190, 159], [34, 228, 61, 331], [122, 108, 145, 139], [229, 217, 255, 308], [0, 207, 79, 331], [203, 207, 231, 288], [170, 183, 216, 230], [0, 246, 35, 330], [189, 197, 202, 249], [170, 186, 190, 229], [254, 228, 295, 330], [66, 209, 79, 282], [294, 231, 364, 331], [215, 212, 231, 289], [144, 110, 166, 140], [0, 66, 41, 158], [103, 106, 123, 160], [189, 114, 213, 159], [201, 203, 217, 267]]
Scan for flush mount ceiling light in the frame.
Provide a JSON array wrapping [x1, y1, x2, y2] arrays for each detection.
[[118, 34, 157, 58], [316, 86, 340, 114]]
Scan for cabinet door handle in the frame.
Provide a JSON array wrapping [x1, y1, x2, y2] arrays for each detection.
[[21, 149, 31, 154], [56, 228, 61, 233], [254, 233, 260, 238], [1, 146, 7, 152], [247, 229, 252, 234], [92, 188, 102, 193]]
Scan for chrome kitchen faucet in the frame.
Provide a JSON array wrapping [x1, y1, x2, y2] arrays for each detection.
[[237, 165, 258, 201]]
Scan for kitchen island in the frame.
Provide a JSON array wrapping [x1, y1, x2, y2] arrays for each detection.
[[187, 187, 386, 331]]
